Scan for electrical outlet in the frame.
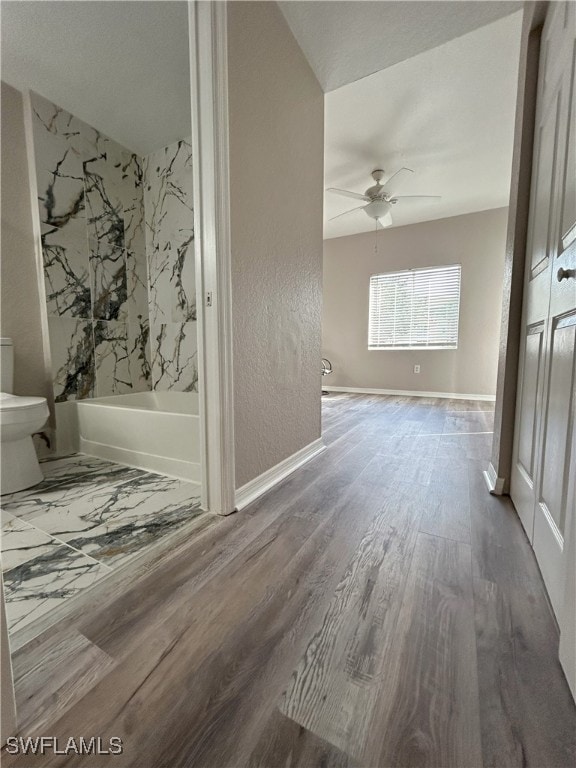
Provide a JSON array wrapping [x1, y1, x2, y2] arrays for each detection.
[[414, 365, 421, 374]]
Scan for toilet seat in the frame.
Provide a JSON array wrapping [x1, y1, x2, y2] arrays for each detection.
[[0, 392, 47, 409], [0, 393, 49, 424]]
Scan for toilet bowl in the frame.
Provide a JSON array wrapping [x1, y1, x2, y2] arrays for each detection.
[[0, 339, 49, 495]]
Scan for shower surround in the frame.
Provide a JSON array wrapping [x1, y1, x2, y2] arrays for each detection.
[[29, 92, 197, 450], [144, 141, 197, 391]]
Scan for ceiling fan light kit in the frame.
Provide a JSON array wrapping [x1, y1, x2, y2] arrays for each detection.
[[326, 167, 441, 227], [364, 199, 391, 222]]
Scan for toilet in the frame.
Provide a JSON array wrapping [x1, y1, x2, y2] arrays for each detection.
[[0, 338, 49, 495]]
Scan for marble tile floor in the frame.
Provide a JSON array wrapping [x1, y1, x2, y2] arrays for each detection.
[[1, 454, 204, 636]]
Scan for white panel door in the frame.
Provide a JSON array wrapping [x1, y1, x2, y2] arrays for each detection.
[[511, 1, 576, 692]]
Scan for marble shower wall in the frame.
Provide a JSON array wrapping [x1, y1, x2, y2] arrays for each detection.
[[30, 92, 151, 403], [143, 140, 198, 392]]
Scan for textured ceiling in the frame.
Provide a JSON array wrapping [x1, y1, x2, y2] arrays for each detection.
[[278, 0, 522, 92], [1, 0, 523, 232], [323, 10, 523, 238], [1, 1, 190, 155]]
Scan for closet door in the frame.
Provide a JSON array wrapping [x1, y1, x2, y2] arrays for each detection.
[[511, 1, 575, 681], [531, 2, 575, 619], [510, 5, 563, 542]]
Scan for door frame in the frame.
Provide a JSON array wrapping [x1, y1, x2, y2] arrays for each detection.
[[485, 1, 547, 497], [189, 0, 236, 515]]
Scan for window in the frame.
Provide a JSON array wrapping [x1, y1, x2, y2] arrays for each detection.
[[368, 264, 461, 350]]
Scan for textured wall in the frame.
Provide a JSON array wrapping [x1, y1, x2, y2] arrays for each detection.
[[322, 208, 508, 397], [143, 139, 198, 391], [0, 83, 53, 411], [227, 2, 324, 488], [30, 91, 151, 401]]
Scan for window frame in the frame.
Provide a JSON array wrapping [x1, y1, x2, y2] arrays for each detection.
[[367, 263, 462, 351]]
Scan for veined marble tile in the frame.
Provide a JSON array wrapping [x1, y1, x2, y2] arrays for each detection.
[[2, 468, 172, 524], [121, 152, 145, 239], [147, 239, 195, 325], [171, 237, 196, 323], [124, 174, 149, 328], [14, 472, 201, 566], [144, 139, 194, 241], [31, 91, 100, 160], [1, 512, 111, 635], [34, 140, 85, 228], [147, 245, 176, 326], [31, 92, 85, 156], [41, 455, 115, 483], [31, 94, 86, 229], [93, 320, 131, 396], [0, 455, 115, 507], [89, 237, 127, 321], [2, 515, 63, 571], [127, 319, 151, 391], [126, 244, 149, 325], [1, 462, 139, 510], [144, 139, 196, 325], [1, 455, 204, 634], [1, 509, 16, 525], [151, 321, 198, 392], [41, 219, 91, 318], [48, 317, 95, 402], [32, 91, 154, 402], [2, 537, 110, 634], [84, 153, 125, 249]]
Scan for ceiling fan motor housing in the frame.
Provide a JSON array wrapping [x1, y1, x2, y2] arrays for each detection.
[[365, 183, 386, 198], [365, 169, 387, 200]]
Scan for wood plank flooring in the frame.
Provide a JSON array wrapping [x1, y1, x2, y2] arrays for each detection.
[[3, 394, 575, 768]]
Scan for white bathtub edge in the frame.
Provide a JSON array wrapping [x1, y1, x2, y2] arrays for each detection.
[[235, 438, 326, 511], [80, 438, 202, 484]]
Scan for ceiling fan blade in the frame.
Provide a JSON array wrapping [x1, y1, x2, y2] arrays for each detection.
[[381, 167, 414, 195], [329, 204, 367, 221], [326, 187, 369, 202], [392, 195, 441, 202]]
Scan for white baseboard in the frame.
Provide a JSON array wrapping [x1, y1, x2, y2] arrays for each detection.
[[483, 462, 506, 495], [235, 438, 326, 511], [324, 386, 496, 402]]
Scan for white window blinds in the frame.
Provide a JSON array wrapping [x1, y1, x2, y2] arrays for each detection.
[[368, 264, 461, 350]]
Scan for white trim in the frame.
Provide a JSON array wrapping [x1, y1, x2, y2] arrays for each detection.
[[483, 462, 506, 496], [22, 91, 54, 416], [1, 575, 17, 744], [189, 1, 235, 515], [324, 386, 496, 402], [235, 439, 326, 511]]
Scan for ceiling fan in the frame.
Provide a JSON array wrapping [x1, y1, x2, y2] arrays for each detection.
[[327, 168, 440, 227]]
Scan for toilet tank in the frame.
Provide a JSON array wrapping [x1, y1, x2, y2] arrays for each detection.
[[1, 338, 14, 393]]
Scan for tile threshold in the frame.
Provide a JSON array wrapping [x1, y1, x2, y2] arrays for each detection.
[[7, 509, 216, 653]]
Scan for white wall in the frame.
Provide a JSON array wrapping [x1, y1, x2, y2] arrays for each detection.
[[1, 82, 53, 413], [227, 2, 324, 488], [322, 207, 508, 397]]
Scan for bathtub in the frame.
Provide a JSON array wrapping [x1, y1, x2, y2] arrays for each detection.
[[76, 392, 201, 483]]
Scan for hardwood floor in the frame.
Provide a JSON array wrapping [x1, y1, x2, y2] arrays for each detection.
[[4, 394, 575, 767]]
